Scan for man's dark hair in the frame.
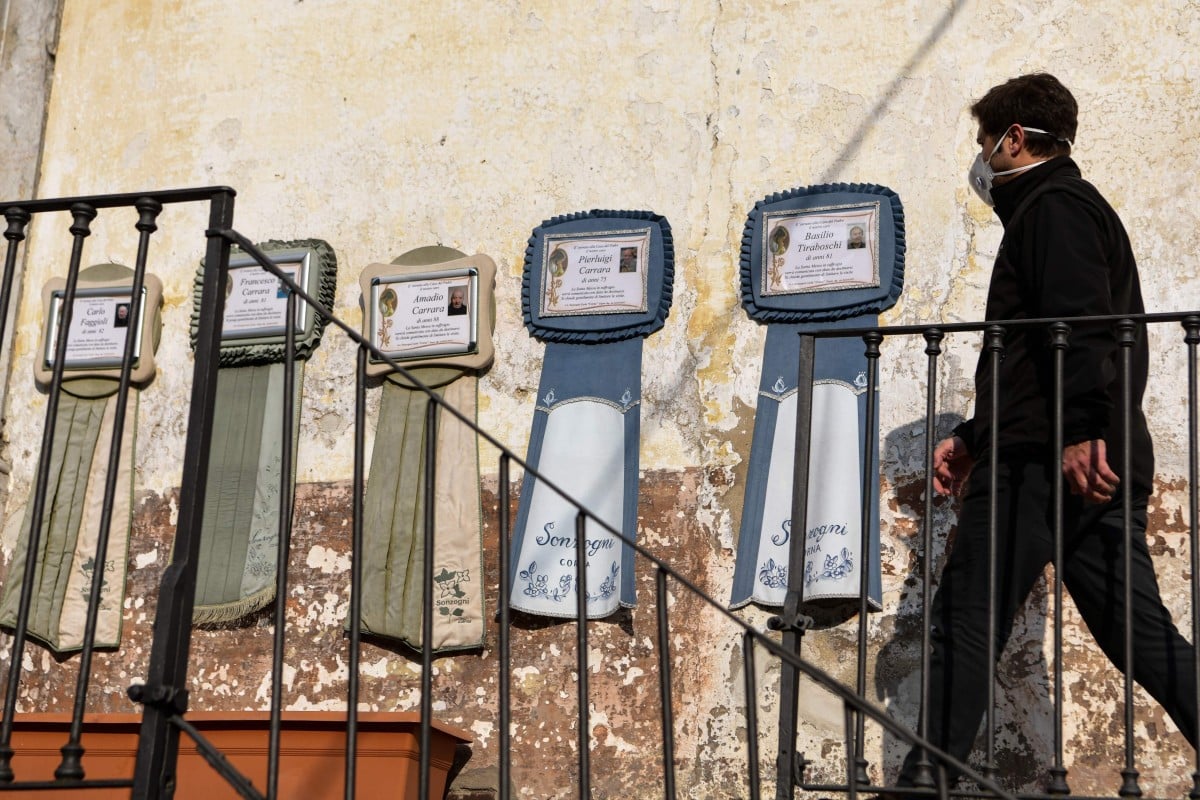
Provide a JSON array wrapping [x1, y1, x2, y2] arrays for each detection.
[[971, 73, 1077, 157]]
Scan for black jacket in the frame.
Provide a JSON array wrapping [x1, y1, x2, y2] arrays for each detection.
[[954, 157, 1154, 489]]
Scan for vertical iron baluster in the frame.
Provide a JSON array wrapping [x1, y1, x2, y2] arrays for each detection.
[[1116, 319, 1142, 798], [266, 286, 299, 800], [936, 764, 950, 800], [0, 206, 31, 781], [0, 207, 30, 777], [0, 203, 95, 783], [498, 456, 512, 800], [1184, 316, 1200, 800], [58, 198, 163, 782], [844, 703, 857, 800], [132, 189, 236, 800], [853, 331, 882, 787], [1047, 322, 1071, 794], [742, 630, 760, 800], [345, 344, 368, 800], [657, 567, 677, 799], [575, 510, 591, 798], [983, 324, 1004, 784], [773, 332, 816, 800], [419, 400, 439, 800], [0, 208, 31, 359], [913, 327, 943, 789]]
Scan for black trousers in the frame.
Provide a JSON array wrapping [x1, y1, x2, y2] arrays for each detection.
[[899, 458, 1197, 785]]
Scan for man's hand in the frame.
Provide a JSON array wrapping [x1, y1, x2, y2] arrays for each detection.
[[933, 435, 974, 496], [1063, 439, 1120, 504]]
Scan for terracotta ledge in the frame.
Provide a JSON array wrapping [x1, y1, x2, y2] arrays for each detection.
[[8, 710, 472, 799]]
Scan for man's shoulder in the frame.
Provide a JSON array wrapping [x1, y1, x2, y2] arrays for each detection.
[[1021, 170, 1128, 257], [1026, 171, 1118, 229], [1032, 167, 1104, 203]]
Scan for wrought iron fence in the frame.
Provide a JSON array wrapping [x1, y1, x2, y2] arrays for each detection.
[[784, 315, 1199, 800], [0, 188, 1194, 800]]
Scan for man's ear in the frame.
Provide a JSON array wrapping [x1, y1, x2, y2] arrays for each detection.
[[1008, 125, 1028, 155]]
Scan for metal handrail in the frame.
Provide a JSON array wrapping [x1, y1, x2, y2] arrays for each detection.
[[2, 187, 1194, 799], [211, 231, 1021, 800]]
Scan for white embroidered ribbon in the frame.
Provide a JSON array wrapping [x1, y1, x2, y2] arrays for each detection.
[[511, 399, 624, 618], [750, 382, 866, 605]]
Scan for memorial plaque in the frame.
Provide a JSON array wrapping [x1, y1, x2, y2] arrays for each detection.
[[539, 229, 651, 317], [43, 287, 146, 370], [761, 202, 880, 296], [221, 253, 309, 340], [368, 268, 479, 361]]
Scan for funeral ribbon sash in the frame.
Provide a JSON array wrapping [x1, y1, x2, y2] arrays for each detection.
[[509, 210, 673, 619], [356, 248, 496, 652], [0, 393, 136, 652], [189, 239, 337, 624], [730, 185, 904, 610], [0, 263, 162, 653]]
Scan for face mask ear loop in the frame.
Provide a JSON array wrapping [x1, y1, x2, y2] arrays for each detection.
[[988, 134, 1006, 164], [1018, 125, 1074, 150], [990, 125, 1060, 179]]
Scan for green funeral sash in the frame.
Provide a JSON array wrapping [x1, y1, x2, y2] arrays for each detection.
[[358, 375, 485, 650], [0, 262, 161, 654], [0, 387, 136, 653], [192, 363, 302, 623], [189, 238, 337, 624], [355, 247, 495, 652]]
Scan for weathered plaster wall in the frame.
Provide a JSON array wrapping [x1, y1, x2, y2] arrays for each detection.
[[0, 0, 60, 486], [2, 1, 1200, 798], [0, 0, 58, 211]]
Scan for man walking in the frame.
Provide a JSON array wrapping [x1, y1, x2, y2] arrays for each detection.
[[898, 73, 1197, 788]]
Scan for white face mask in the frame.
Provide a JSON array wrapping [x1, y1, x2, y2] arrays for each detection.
[[968, 125, 1064, 206]]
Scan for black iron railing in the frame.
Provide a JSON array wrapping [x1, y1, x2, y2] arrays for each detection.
[[0, 188, 236, 798], [0, 188, 1195, 800], [782, 315, 1200, 800]]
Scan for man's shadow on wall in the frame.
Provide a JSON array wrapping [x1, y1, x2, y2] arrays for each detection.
[[872, 413, 1055, 791]]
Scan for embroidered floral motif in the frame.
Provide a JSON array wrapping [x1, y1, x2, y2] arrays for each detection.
[[434, 567, 472, 620], [435, 567, 470, 599], [78, 557, 117, 607], [758, 558, 788, 589], [519, 562, 550, 599], [587, 562, 619, 602], [550, 574, 574, 602], [519, 561, 621, 605], [804, 547, 854, 586]]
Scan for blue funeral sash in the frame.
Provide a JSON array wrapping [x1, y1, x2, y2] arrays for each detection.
[[509, 210, 673, 618], [729, 184, 904, 610]]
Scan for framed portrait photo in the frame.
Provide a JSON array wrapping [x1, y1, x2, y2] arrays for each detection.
[[739, 184, 903, 324], [220, 248, 314, 342], [521, 209, 672, 344], [367, 267, 479, 362], [539, 228, 651, 318], [358, 253, 496, 378], [43, 286, 148, 371], [36, 265, 164, 389], [761, 201, 881, 296], [191, 239, 338, 367]]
